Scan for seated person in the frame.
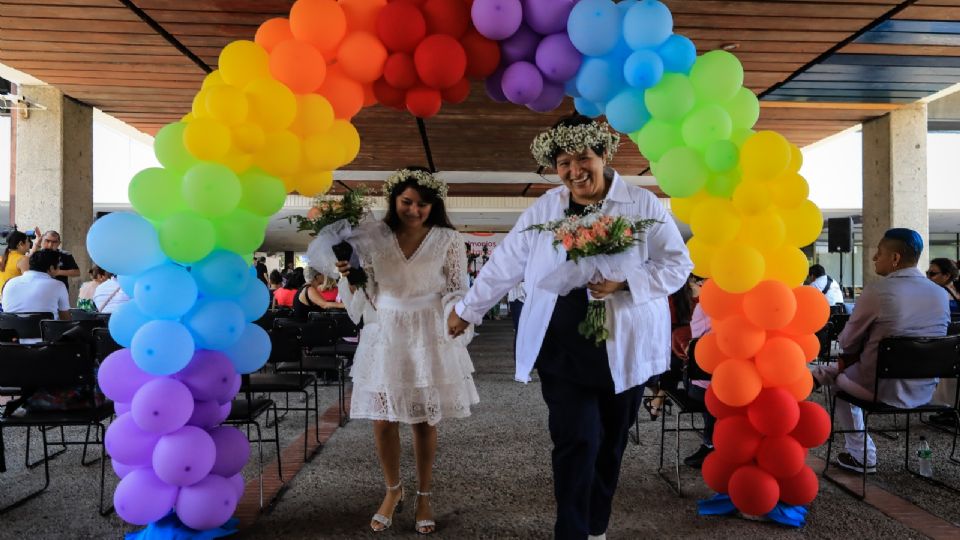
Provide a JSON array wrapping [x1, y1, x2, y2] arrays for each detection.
[[293, 268, 344, 320], [93, 272, 130, 313], [927, 257, 960, 314], [683, 300, 715, 468], [806, 264, 845, 308], [273, 272, 302, 308], [646, 274, 702, 420], [811, 228, 949, 473], [2, 249, 70, 323]]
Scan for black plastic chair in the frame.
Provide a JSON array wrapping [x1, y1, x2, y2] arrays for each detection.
[[0, 312, 54, 341], [67, 309, 111, 322], [91, 328, 122, 363], [823, 335, 960, 498], [40, 319, 106, 344], [225, 379, 282, 510], [657, 338, 709, 495], [274, 317, 348, 427]]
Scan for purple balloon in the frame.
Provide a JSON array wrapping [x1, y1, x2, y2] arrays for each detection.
[[471, 0, 523, 41], [152, 426, 216, 487], [175, 349, 237, 403], [98, 349, 154, 403], [524, 0, 576, 35], [105, 413, 161, 467], [485, 68, 507, 102], [220, 373, 241, 405], [227, 473, 245, 499], [535, 33, 582, 83], [527, 82, 566, 113], [114, 469, 179, 526], [188, 399, 224, 429], [111, 459, 144, 479], [114, 401, 131, 416], [500, 24, 540, 65], [209, 426, 250, 477], [501, 61, 544, 105], [131, 377, 194, 434], [175, 474, 238, 531]]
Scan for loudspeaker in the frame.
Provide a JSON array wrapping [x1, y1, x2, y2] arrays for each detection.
[[828, 217, 853, 253]]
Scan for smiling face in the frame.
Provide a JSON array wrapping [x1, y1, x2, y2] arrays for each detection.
[[554, 147, 609, 205], [395, 186, 433, 229]]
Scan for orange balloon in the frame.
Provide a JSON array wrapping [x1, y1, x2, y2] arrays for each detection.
[[781, 286, 830, 336], [341, 0, 387, 34], [318, 65, 364, 119], [712, 359, 763, 407], [742, 280, 797, 330], [783, 370, 814, 401], [695, 333, 728, 374], [269, 39, 327, 94], [786, 332, 821, 362], [289, 0, 347, 54], [362, 82, 377, 107], [255, 18, 294, 53], [715, 314, 766, 359], [755, 337, 807, 387], [338, 32, 388, 83], [699, 279, 743, 322]]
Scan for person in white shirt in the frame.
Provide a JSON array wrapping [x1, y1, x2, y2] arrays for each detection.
[[806, 264, 844, 307], [448, 115, 691, 540], [93, 275, 131, 314], [2, 249, 70, 320]]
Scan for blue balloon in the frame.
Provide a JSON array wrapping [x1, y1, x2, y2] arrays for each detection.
[[616, 0, 637, 15], [236, 278, 270, 323], [131, 320, 195, 376], [118, 274, 138, 298], [623, 0, 673, 50], [134, 263, 198, 319], [183, 298, 245, 351], [564, 78, 581, 98], [576, 57, 624, 103], [224, 323, 271, 374], [189, 250, 250, 298], [574, 97, 604, 118], [605, 88, 651, 134], [567, 0, 621, 57], [658, 34, 697, 74], [623, 50, 664, 89], [109, 301, 152, 348], [86, 212, 166, 276]]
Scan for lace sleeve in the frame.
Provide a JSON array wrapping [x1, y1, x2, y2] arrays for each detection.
[[337, 230, 380, 325], [443, 231, 469, 296]]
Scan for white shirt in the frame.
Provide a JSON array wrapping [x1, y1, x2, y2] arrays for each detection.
[[2, 270, 69, 319], [94, 277, 131, 314], [456, 172, 693, 393], [809, 275, 844, 306], [507, 282, 526, 303]]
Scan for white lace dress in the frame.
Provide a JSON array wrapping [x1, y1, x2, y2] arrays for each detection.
[[336, 221, 479, 426]]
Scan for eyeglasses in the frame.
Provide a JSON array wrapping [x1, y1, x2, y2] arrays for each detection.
[[927, 270, 943, 277]]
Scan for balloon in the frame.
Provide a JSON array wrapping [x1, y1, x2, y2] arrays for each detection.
[[728, 466, 779, 516], [484, 68, 507, 102], [575, 56, 623, 104], [442, 78, 472, 104], [338, 32, 388, 83], [159, 211, 216, 264], [255, 130, 302, 176], [784, 369, 815, 401], [290, 94, 335, 137], [788, 144, 803, 173], [289, 0, 347, 54], [134, 263, 198, 320], [654, 147, 708, 198], [98, 349, 155, 403], [690, 50, 743, 103], [254, 17, 294, 53], [303, 133, 344, 171], [414, 35, 467, 90], [742, 281, 797, 330], [657, 34, 696, 74], [778, 465, 818, 506], [704, 385, 745, 419], [501, 61, 544, 105], [781, 286, 831, 336], [524, 0, 574, 34], [218, 40, 270, 88], [109, 301, 152, 348], [188, 399, 232, 429], [732, 180, 771, 216], [702, 451, 739, 494], [111, 459, 141, 479], [224, 323, 272, 374], [685, 236, 714, 277], [711, 359, 763, 408], [633, 119, 682, 162], [373, 78, 407, 109], [755, 337, 807, 388], [340, 0, 385, 33], [205, 85, 249, 127], [713, 415, 762, 464], [739, 210, 785, 254], [605, 88, 649, 134], [87, 213, 166, 276], [725, 87, 760, 130], [623, 0, 672, 49], [461, 29, 501, 79], [209, 426, 251, 477], [227, 473, 245, 500], [567, 0, 621, 57], [741, 131, 791, 181], [470, 0, 522, 41], [154, 123, 199, 173], [693, 333, 726, 374], [377, 1, 426, 52], [420, 0, 469, 38], [131, 377, 194, 434], [791, 401, 831, 448], [269, 39, 327, 94], [748, 388, 800, 436], [645, 73, 694, 122], [176, 350, 238, 403], [711, 244, 764, 294], [500, 23, 539, 64], [114, 469, 178, 526], [704, 140, 738, 173], [214, 209, 268, 255], [131, 320, 196, 376], [788, 332, 821, 363], [770, 172, 810, 209], [384, 53, 419, 89], [623, 50, 663, 89], [698, 279, 743, 321], [175, 475, 239, 531], [526, 82, 565, 113], [781, 200, 824, 248], [406, 86, 443, 118], [573, 97, 604, 118], [763, 244, 809, 286], [682, 104, 733, 150], [182, 118, 231, 162], [128, 168, 184, 221], [690, 197, 740, 246], [237, 278, 271, 322], [153, 426, 216, 487], [715, 314, 765, 359], [245, 78, 298, 131], [239, 169, 288, 216], [183, 298, 246, 351], [317, 65, 365, 119], [191, 250, 251, 298], [105, 413, 161, 467], [232, 122, 266, 154]]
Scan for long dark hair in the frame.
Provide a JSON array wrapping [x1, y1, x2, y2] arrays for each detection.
[[670, 275, 702, 325], [1, 231, 27, 271], [931, 257, 959, 282], [382, 166, 455, 231]]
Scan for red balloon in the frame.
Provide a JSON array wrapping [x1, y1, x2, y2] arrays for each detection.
[[376, 1, 426, 53], [383, 53, 419, 89], [405, 86, 442, 118], [702, 451, 739, 494], [714, 416, 762, 464], [421, 0, 469, 38], [373, 78, 405, 109], [790, 401, 831, 448], [441, 77, 471, 104], [728, 465, 780, 516], [705, 385, 745, 419], [778, 465, 819, 506], [460, 28, 501, 79], [414, 34, 467, 89], [747, 388, 800, 436], [757, 435, 806, 479]]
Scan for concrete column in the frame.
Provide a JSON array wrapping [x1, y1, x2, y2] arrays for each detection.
[[13, 85, 93, 300], [861, 103, 928, 285]]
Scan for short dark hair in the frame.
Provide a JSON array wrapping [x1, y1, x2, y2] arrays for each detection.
[[382, 166, 454, 231], [548, 114, 608, 167], [931, 258, 959, 281], [269, 269, 282, 285], [808, 264, 826, 278], [880, 237, 920, 267], [29, 249, 61, 272]]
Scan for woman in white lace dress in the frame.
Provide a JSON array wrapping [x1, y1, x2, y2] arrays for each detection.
[[334, 167, 478, 535]]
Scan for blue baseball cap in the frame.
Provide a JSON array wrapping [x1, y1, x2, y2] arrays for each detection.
[[883, 228, 923, 257]]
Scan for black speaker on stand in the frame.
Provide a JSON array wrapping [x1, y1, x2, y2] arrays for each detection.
[[828, 217, 853, 297]]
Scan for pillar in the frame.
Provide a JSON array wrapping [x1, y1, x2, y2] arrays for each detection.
[[13, 85, 93, 299], [861, 103, 928, 285]]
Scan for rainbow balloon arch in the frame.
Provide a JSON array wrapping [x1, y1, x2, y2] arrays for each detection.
[[85, 0, 833, 533]]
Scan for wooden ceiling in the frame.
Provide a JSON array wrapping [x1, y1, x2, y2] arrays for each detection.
[[2, 0, 959, 196]]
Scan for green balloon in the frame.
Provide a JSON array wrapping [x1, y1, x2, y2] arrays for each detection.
[[239, 168, 288, 217], [159, 211, 216, 263], [706, 170, 742, 198], [214, 209, 268, 255], [704, 140, 739, 173], [634, 119, 683, 163], [154, 122, 199, 173], [182, 162, 242, 218], [690, 50, 744, 103], [128, 167, 185, 221], [654, 147, 709, 198], [731, 128, 755, 148], [681, 104, 733, 150], [644, 73, 695, 122], [725, 87, 760, 130]]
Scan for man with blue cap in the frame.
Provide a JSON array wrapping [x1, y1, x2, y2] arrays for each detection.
[[812, 228, 950, 473]]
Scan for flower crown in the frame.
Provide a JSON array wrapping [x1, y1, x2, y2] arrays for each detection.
[[382, 168, 448, 199], [530, 121, 621, 168]]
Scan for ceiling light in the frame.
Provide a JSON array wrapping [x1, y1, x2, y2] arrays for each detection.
[[721, 43, 740, 51]]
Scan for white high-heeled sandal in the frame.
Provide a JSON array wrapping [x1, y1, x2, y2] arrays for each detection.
[[370, 482, 404, 532], [414, 491, 436, 535]]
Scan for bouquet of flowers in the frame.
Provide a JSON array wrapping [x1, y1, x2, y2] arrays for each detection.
[[526, 204, 657, 345], [292, 188, 371, 286]]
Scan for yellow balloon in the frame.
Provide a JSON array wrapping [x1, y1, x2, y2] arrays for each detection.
[[763, 244, 809, 286], [669, 189, 709, 224], [711, 244, 765, 293], [206, 85, 249, 126], [686, 236, 716, 278], [245, 78, 297, 132], [191, 88, 211, 119], [290, 94, 335, 137], [330, 119, 361, 166], [740, 130, 791, 181], [255, 130, 302, 176], [738, 209, 786, 254], [219, 40, 270, 88], [781, 199, 823, 247], [232, 122, 266, 154], [296, 171, 334, 196], [787, 143, 803, 173], [303, 133, 345, 171], [691, 197, 741, 246], [221, 150, 253, 174], [181, 113, 195, 123], [202, 70, 226, 90], [183, 118, 231, 161], [769, 172, 809, 209], [732, 179, 771, 216]]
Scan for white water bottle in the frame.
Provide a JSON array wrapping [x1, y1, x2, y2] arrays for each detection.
[[917, 436, 933, 478]]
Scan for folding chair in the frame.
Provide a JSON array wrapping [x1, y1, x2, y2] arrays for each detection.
[[823, 335, 960, 498], [0, 312, 54, 341], [657, 338, 709, 495]]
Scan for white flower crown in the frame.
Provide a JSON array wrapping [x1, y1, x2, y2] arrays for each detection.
[[382, 168, 449, 199], [530, 121, 621, 168]]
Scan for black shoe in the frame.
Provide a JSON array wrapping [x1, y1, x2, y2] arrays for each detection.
[[835, 452, 876, 474], [683, 445, 713, 468]]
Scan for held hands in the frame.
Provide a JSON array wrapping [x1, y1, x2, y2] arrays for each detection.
[[447, 310, 469, 338], [334, 261, 356, 293], [587, 279, 627, 299]]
